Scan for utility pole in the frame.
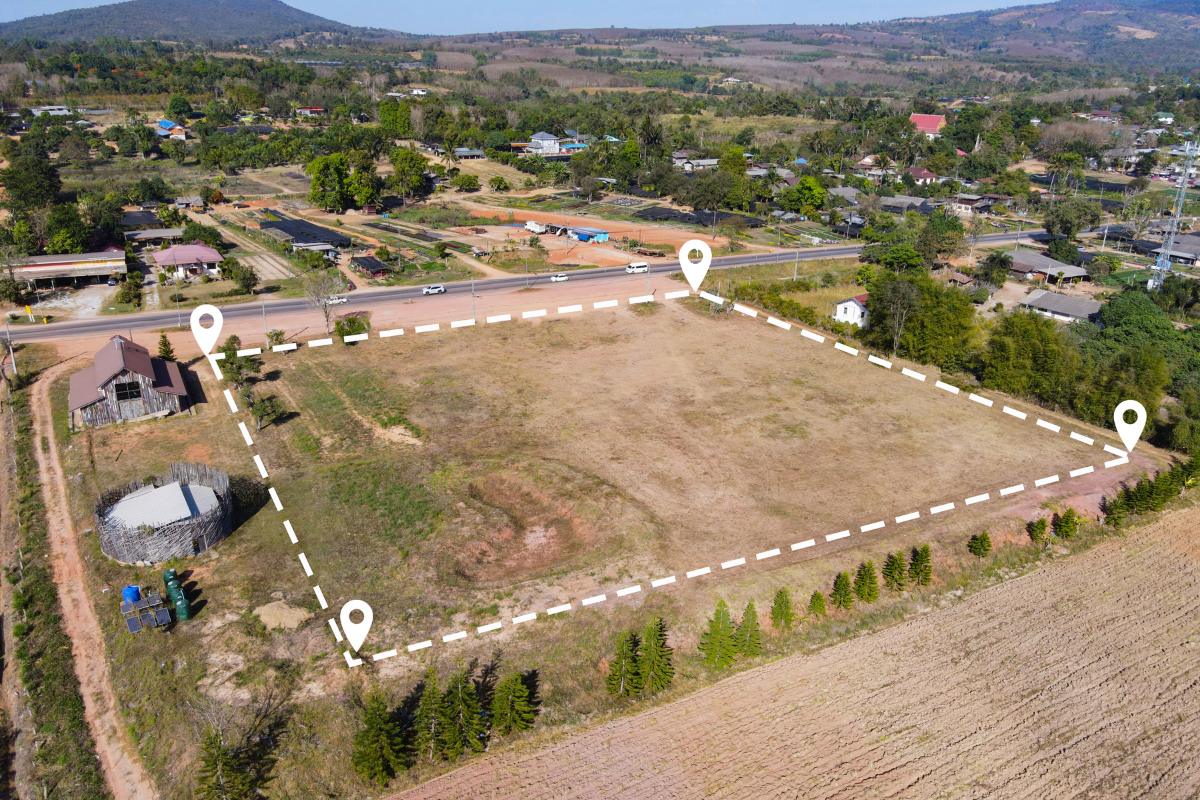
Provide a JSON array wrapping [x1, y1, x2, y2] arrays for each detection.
[[261, 297, 268, 346], [1011, 221, 1023, 254], [471, 276, 476, 320], [4, 318, 16, 378]]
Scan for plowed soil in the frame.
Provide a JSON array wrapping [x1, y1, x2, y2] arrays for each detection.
[[391, 505, 1200, 799]]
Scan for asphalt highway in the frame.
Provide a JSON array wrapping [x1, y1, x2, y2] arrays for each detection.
[[5, 229, 1031, 344]]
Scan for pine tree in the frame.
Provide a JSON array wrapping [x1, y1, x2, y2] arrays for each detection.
[[606, 630, 643, 698], [157, 331, 175, 361], [352, 690, 405, 785], [1053, 508, 1079, 539], [195, 728, 255, 800], [769, 588, 796, 632], [909, 544, 933, 587], [967, 532, 992, 559], [735, 600, 762, 657], [440, 666, 485, 760], [882, 552, 907, 592], [490, 673, 536, 737], [807, 590, 826, 617], [831, 571, 854, 609], [853, 561, 879, 603], [412, 668, 444, 763], [1027, 517, 1048, 545], [638, 617, 674, 694], [698, 599, 739, 669]]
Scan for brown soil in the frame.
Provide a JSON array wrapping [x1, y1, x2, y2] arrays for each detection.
[[392, 503, 1200, 799], [252, 600, 313, 630], [30, 362, 158, 800]]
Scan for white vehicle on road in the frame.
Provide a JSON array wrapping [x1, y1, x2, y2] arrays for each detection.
[[524, 220, 549, 234], [550, 273, 569, 282], [327, 295, 348, 305], [625, 262, 649, 274], [422, 284, 447, 295]]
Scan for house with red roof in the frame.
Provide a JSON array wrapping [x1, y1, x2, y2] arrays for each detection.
[[833, 294, 869, 328], [68, 336, 189, 428], [153, 243, 225, 278], [904, 166, 940, 186], [909, 113, 947, 139]]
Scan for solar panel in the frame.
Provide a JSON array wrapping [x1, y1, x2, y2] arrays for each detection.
[[135, 598, 150, 611], [126, 616, 143, 633], [141, 613, 157, 629], [120, 602, 136, 616], [155, 609, 172, 626]]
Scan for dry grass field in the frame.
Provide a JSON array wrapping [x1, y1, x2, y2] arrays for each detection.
[[52, 299, 1157, 796]]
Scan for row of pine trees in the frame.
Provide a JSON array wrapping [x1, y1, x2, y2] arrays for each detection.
[[351, 661, 537, 787], [698, 544, 935, 670], [605, 617, 675, 698]]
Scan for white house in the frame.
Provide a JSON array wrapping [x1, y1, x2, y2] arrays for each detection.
[[32, 105, 71, 116], [682, 158, 719, 172], [833, 294, 869, 328], [410, 88, 428, 97], [527, 131, 561, 155]]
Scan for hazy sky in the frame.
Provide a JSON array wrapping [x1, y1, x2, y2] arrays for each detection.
[[1, 0, 1041, 36]]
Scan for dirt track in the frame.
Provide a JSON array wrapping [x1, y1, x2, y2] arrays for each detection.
[[392, 506, 1200, 799], [30, 362, 157, 800]]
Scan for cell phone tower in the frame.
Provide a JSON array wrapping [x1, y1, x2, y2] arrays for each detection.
[[1149, 140, 1198, 291]]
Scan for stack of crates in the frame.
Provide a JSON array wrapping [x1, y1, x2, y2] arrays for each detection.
[[163, 569, 191, 621]]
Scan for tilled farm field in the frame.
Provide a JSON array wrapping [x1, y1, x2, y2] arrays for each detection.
[[391, 504, 1200, 799]]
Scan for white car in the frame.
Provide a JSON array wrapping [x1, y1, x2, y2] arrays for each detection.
[[625, 262, 649, 274], [550, 273, 569, 282], [422, 284, 447, 295], [327, 295, 348, 305]]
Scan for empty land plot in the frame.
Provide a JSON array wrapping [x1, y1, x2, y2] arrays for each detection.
[[391, 503, 1200, 800]]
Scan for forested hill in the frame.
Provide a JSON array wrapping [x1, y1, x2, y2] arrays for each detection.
[[0, 0, 381, 44]]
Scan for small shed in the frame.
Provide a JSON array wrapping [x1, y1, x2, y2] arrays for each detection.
[[567, 226, 610, 243], [68, 336, 189, 428], [1019, 289, 1101, 324], [351, 256, 395, 277], [833, 294, 869, 328]]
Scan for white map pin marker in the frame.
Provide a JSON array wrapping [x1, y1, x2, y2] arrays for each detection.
[[340, 600, 373, 652], [679, 240, 712, 292], [1114, 400, 1147, 453], [190, 304, 223, 355]]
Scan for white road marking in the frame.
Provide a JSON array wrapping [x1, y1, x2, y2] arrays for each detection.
[[1003, 406, 1027, 420], [223, 389, 238, 412], [616, 585, 641, 596], [344, 652, 362, 667], [969, 393, 994, 407], [313, 585, 328, 609], [699, 291, 726, 304], [930, 502, 956, 515], [328, 618, 343, 641], [901, 368, 926, 382], [513, 613, 537, 624], [664, 290, 690, 299], [650, 576, 676, 587], [594, 300, 618, 309], [236, 348, 262, 357], [1105, 456, 1130, 468], [1069, 466, 1095, 477], [558, 305, 583, 313], [415, 324, 439, 333], [767, 317, 791, 330], [408, 640, 432, 652], [1070, 432, 1094, 445], [733, 304, 757, 317], [443, 631, 467, 642], [343, 333, 369, 342], [834, 342, 858, 356], [721, 558, 746, 569], [477, 621, 502, 633], [630, 295, 654, 304], [298, 553, 313, 576], [268, 487, 283, 511], [283, 520, 298, 544], [867, 355, 892, 368], [965, 493, 990, 505], [547, 603, 573, 615], [895, 511, 920, 523], [523, 309, 547, 319], [826, 530, 851, 541], [373, 649, 398, 661], [686, 567, 711, 578], [1104, 444, 1127, 457], [1034, 475, 1060, 487], [860, 521, 885, 533], [486, 314, 511, 324], [379, 329, 404, 337], [1000, 484, 1025, 496], [800, 329, 825, 343], [756, 548, 781, 560], [272, 342, 299, 352], [253, 454, 268, 478], [791, 539, 815, 550], [935, 381, 960, 394], [1036, 419, 1061, 432], [450, 319, 475, 328], [308, 338, 333, 347], [238, 422, 253, 445], [582, 595, 607, 606]]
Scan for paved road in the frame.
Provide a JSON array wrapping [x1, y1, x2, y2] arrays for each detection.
[[6, 230, 1031, 344]]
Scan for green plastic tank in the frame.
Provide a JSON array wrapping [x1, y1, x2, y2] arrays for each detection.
[[174, 595, 192, 621], [162, 568, 178, 589]]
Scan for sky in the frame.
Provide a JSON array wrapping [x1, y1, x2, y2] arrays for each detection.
[[0, 0, 1044, 35]]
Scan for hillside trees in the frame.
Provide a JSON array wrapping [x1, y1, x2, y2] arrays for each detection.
[[698, 599, 738, 669], [352, 690, 406, 785]]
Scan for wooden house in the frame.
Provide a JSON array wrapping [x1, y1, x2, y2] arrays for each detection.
[[68, 336, 189, 428]]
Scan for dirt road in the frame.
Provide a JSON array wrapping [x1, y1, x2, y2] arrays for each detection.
[[30, 362, 157, 800], [392, 505, 1200, 799]]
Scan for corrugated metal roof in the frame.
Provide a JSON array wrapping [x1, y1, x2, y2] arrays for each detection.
[[105, 482, 219, 529], [1020, 289, 1101, 320]]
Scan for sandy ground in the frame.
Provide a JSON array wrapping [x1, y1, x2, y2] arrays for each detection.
[[30, 361, 158, 800], [393, 502, 1200, 800]]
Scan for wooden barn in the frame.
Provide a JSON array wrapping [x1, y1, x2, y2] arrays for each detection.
[[68, 336, 189, 428]]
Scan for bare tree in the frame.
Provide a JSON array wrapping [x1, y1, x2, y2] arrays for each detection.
[[0, 243, 28, 282], [302, 270, 344, 333], [880, 279, 921, 360]]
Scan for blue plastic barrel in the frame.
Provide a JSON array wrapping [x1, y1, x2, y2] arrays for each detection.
[[122, 585, 141, 604]]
